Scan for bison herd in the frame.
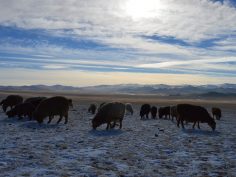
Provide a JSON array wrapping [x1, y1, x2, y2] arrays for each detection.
[[0, 95, 222, 132], [0, 95, 72, 124]]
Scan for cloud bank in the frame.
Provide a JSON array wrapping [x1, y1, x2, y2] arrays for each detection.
[[0, 0, 236, 85]]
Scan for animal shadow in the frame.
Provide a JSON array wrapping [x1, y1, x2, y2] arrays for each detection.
[[89, 129, 123, 137], [182, 128, 220, 136], [20, 121, 62, 129]]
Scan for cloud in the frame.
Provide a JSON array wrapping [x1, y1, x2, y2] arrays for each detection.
[[0, 0, 236, 85], [1, 0, 236, 42]]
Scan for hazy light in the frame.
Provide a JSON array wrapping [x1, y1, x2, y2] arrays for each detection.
[[124, 0, 165, 20]]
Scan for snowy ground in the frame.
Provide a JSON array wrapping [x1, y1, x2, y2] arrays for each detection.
[[0, 96, 236, 177]]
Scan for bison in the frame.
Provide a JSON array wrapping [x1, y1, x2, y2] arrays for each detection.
[[140, 104, 151, 119], [6, 102, 35, 120], [151, 106, 157, 119], [125, 103, 133, 115], [158, 106, 171, 119], [170, 106, 178, 121], [24, 97, 47, 108], [88, 104, 97, 114], [33, 96, 72, 124], [212, 107, 222, 120], [0, 95, 23, 112], [92, 102, 125, 130], [176, 104, 216, 131]]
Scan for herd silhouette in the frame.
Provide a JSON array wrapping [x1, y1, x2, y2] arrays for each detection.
[[0, 94, 221, 131]]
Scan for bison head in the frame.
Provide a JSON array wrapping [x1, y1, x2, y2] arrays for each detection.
[[33, 111, 44, 124], [92, 119, 99, 130], [2, 104, 8, 112], [6, 110, 15, 118], [92, 115, 103, 130], [68, 99, 73, 108], [208, 118, 216, 131]]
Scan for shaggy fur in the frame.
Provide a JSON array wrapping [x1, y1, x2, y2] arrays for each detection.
[[24, 97, 47, 108], [33, 96, 71, 124], [125, 103, 134, 115], [92, 102, 125, 130], [6, 102, 35, 120], [151, 106, 157, 119], [177, 104, 216, 131], [212, 107, 222, 120], [140, 104, 151, 119], [170, 106, 178, 121], [0, 95, 23, 112], [88, 104, 97, 114], [158, 106, 171, 119]]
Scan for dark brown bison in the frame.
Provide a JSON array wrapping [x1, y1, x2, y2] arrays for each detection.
[[176, 104, 216, 131], [92, 102, 125, 130], [24, 97, 47, 108], [125, 103, 133, 115], [212, 107, 222, 120], [158, 106, 171, 119], [33, 96, 71, 124], [170, 106, 178, 121], [0, 95, 23, 112], [140, 104, 151, 119], [6, 102, 35, 120], [88, 104, 97, 114], [151, 106, 157, 119]]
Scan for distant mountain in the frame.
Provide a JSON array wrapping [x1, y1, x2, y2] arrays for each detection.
[[0, 84, 236, 97], [0, 85, 79, 92]]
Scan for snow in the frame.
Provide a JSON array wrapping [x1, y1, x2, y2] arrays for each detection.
[[0, 102, 235, 176]]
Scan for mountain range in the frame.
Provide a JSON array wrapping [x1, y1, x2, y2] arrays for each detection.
[[0, 84, 236, 97]]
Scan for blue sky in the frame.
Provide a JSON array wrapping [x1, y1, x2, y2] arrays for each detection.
[[0, 0, 236, 86]]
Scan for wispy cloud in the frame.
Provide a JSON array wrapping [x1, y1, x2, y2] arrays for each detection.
[[0, 0, 236, 85]]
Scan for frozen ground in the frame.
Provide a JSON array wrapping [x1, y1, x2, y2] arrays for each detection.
[[0, 100, 235, 177]]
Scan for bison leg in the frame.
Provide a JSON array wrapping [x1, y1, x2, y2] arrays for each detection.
[[48, 116, 53, 124], [106, 122, 111, 130], [119, 119, 123, 129], [192, 121, 196, 129], [57, 115, 63, 124], [64, 113, 68, 124], [181, 119, 185, 129], [146, 114, 148, 119], [197, 122, 200, 129], [177, 116, 180, 128]]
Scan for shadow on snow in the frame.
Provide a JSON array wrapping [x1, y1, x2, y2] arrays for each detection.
[[89, 129, 124, 137], [182, 128, 220, 136]]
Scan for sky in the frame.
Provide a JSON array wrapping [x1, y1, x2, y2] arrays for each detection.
[[0, 0, 236, 86]]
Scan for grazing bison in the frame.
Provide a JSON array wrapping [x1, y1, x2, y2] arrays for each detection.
[[176, 104, 216, 131], [0, 95, 23, 112], [170, 106, 178, 121], [158, 106, 171, 119], [125, 103, 133, 115], [6, 102, 35, 120], [33, 96, 71, 124], [212, 107, 222, 120], [140, 104, 151, 119], [151, 106, 157, 119], [88, 104, 97, 114], [24, 97, 47, 108], [92, 102, 125, 130]]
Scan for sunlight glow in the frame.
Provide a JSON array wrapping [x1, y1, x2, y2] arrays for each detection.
[[124, 0, 165, 20]]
